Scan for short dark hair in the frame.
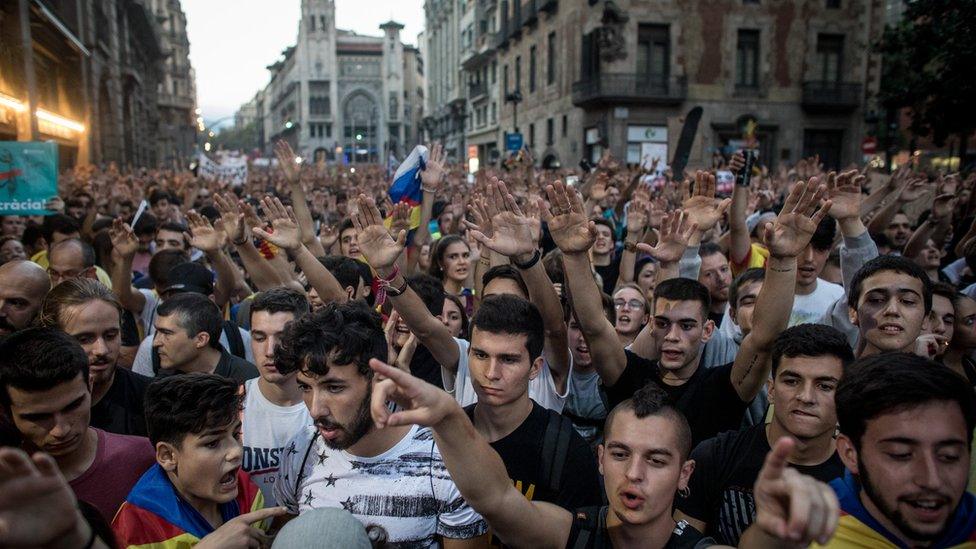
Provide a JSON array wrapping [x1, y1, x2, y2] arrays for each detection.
[[836, 352, 976, 448], [133, 213, 158, 236], [407, 273, 446, 316], [41, 214, 80, 242], [148, 189, 171, 206], [144, 373, 242, 447], [156, 221, 188, 236], [156, 293, 223, 349], [930, 280, 960, 306], [604, 382, 693, 461], [482, 265, 529, 298], [338, 218, 355, 237], [319, 255, 363, 291], [274, 301, 386, 377], [809, 217, 836, 251], [771, 324, 854, 376], [470, 294, 544, 361], [848, 255, 933, 313], [653, 278, 710, 317], [698, 242, 723, 259], [148, 249, 189, 287], [591, 217, 614, 234], [0, 328, 89, 407], [250, 287, 310, 322], [728, 268, 765, 312]]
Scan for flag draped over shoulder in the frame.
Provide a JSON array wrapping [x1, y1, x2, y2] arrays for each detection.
[[112, 464, 264, 549], [387, 145, 428, 231]]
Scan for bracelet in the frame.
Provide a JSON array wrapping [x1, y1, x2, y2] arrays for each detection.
[[422, 186, 438, 194], [512, 249, 541, 270], [624, 241, 639, 253], [232, 236, 249, 246], [383, 276, 409, 297], [377, 264, 400, 283]]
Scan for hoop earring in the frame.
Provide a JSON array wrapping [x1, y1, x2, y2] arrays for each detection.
[[678, 486, 690, 498]]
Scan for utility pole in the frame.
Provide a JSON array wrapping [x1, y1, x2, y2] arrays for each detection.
[[19, 0, 39, 140]]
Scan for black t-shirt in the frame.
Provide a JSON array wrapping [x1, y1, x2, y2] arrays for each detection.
[[90, 367, 152, 437], [565, 506, 715, 548], [594, 255, 621, 296], [158, 351, 259, 384], [707, 311, 724, 328], [463, 401, 603, 511], [675, 424, 845, 546], [604, 351, 750, 446], [409, 344, 445, 390], [121, 310, 140, 347]]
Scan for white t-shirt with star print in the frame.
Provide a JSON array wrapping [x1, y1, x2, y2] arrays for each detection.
[[274, 424, 488, 547]]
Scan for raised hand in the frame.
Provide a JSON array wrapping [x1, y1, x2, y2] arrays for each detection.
[[464, 179, 541, 260], [369, 359, 458, 429], [252, 196, 302, 252], [637, 210, 696, 264], [352, 194, 406, 275], [682, 171, 732, 234], [589, 172, 610, 202], [389, 201, 412, 237], [214, 193, 246, 245], [729, 151, 746, 174], [420, 142, 447, 193], [195, 506, 286, 549], [540, 180, 596, 254], [187, 211, 224, 254], [109, 218, 139, 259], [626, 196, 649, 235], [898, 176, 933, 203], [825, 170, 864, 220], [764, 178, 831, 259], [273, 140, 300, 183], [931, 193, 956, 223], [752, 438, 838, 545]]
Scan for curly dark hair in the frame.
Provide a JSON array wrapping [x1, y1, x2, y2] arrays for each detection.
[[274, 301, 386, 377], [144, 373, 242, 447]]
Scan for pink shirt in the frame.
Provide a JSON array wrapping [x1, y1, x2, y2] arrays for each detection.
[[69, 428, 155, 523]]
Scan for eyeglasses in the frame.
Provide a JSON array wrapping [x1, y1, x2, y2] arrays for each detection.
[[614, 299, 645, 311]]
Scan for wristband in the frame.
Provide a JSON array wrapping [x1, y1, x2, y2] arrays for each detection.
[[512, 249, 541, 270], [624, 241, 639, 253], [383, 276, 409, 297], [374, 265, 402, 306], [232, 236, 249, 246]]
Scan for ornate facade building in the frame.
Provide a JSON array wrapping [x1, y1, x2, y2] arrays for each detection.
[[255, 0, 422, 164]]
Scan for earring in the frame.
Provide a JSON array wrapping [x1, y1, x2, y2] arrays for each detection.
[[678, 486, 690, 498]]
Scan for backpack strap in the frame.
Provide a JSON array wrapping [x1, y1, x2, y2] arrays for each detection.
[[540, 409, 574, 493], [570, 506, 606, 549], [223, 320, 246, 359]]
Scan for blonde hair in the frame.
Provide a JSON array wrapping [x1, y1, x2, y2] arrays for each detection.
[[38, 278, 123, 330]]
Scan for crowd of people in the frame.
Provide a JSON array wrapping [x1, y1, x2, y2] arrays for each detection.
[[0, 139, 975, 548]]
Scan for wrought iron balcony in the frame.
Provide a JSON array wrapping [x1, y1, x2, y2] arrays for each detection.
[[802, 81, 862, 112], [469, 81, 488, 99], [572, 74, 686, 107]]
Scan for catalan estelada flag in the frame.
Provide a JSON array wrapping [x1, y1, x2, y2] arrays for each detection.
[[112, 464, 265, 548], [387, 144, 428, 231]]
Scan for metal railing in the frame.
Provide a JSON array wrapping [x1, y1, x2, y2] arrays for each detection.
[[572, 74, 687, 106], [802, 81, 862, 110]]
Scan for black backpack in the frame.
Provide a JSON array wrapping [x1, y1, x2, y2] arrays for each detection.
[[539, 408, 576, 493], [151, 319, 246, 375]]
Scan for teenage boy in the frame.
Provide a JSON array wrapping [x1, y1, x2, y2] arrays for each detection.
[[675, 323, 853, 545], [740, 352, 976, 547], [0, 327, 155, 523], [241, 288, 312, 506], [556, 178, 831, 444], [369, 360, 837, 548], [272, 301, 488, 546], [113, 373, 285, 548]]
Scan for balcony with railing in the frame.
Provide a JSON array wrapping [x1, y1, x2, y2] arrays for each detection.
[[521, 0, 538, 27], [468, 81, 488, 100], [572, 74, 687, 107], [801, 81, 862, 112]]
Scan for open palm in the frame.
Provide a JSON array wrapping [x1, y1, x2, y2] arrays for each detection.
[[764, 179, 831, 258], [542, 182, 595, 254], [826, 170, 863, 220], [353, 195, 405, 271], [682, 171, 731, 232], [637, 210, 695, 263], [252, 196, 302, 251], [187, 212, 223, 253]]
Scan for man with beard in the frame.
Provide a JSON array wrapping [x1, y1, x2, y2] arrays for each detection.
[[39, 278, 151, 436], [0, 259, 50, 336], [0, 327, 155, 523], [741, 352, 976, 548], [674, 324, 853, 545], [271, 301, 488, 547], [698, 243, 732, 327]]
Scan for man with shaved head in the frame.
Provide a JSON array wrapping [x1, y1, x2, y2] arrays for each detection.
[[0, 260, 51, 336], [47, 238, 98, 287]]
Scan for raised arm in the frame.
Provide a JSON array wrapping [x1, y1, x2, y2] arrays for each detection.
[[616, 186, 650, 289], [541, 181, 627, 386], [353, 195, 460, 371], [903, 193, 955, 258], [252, 196, 349, 305], [411, 143, 447, 253], [465, 179, 570, 392], [186, 211, 235, 308], [727, 152, 752, 265], [369, 360, 571, 549], [731, 179, 831, 402], [214, 193, 286, 291], [108, 219, 146, 315], [274, 141, 326, 257]]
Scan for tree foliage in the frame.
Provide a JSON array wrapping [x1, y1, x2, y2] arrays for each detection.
[[878, 0, 976, 145], [212, 122, 259, 153]]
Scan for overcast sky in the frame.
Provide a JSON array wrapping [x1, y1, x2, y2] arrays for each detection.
[[184, 0, 425, 127]]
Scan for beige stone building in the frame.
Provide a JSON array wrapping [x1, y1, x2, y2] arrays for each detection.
[[430, 0, 883, 171]]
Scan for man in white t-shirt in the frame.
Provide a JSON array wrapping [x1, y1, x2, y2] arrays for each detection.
[[241, 288, 312, 506], [789, 216, 844, 325], [271, 301, 487, 546]]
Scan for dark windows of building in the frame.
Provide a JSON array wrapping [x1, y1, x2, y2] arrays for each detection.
[[826, 0, 841, 7], [309, 81, 331, 116], [547, 32, 556, 85], [503, 64, 509, 94], [736, 29, 760, 89], [515, 55, 522, 91], [529, 46, 537, 92], [529, 123, 535, 148], [491, 61, 497, 84], [546, 118, 554, 145], [581, 31, 600, 81], [816, 34, 844, 84], [562, 114, 568, 137], [637, 24, 670, 88], [803, 129, 844, 170]]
